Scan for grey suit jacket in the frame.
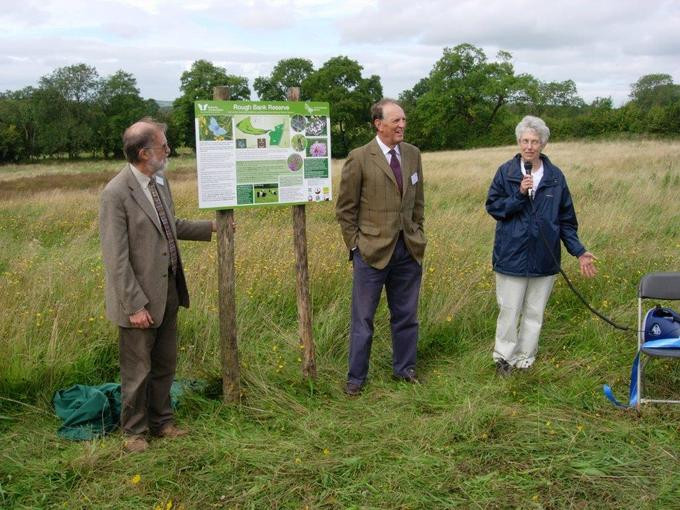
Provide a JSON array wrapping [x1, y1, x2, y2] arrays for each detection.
[[99, 164, 212, 328], [335, 138, 426, 269]]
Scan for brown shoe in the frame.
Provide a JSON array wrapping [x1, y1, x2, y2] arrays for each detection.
[[154, 424, 189, 439], [345, 382, 363, 396], [393, 368, 420, 384], [124, 435, 149, 453]]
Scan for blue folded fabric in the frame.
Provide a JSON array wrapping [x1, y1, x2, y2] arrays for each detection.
[[603, 337, 680, 408]]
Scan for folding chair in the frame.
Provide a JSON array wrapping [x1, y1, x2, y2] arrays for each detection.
[[636, 272, 680, 410]]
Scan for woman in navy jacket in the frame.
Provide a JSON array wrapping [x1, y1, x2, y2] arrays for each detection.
[[485, 116, 597, 375]]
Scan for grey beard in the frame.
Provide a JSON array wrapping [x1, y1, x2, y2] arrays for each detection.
[[150, 158, 168, 174]]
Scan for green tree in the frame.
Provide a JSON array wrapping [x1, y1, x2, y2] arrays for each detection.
[[590, 96, 613, 110], [401, 44, 526, 150], [172, 60, 250, 149], [96, 70, 156, 158], [616, 74, 680, 136], [398, 77, 430, 108], [36, 63, 100, 157], [155, 108, 182, 156], [629, 73, 680, 109], [0, 87, 38, 162], [253, 58, 314, 100], [586, 96, 616, 135], [302, 56, 382, 157], [537, 79, 585, 111], [39, 63, 99, 103]]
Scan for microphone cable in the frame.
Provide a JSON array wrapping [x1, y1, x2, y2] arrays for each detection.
[[527, 187, 635, 332]]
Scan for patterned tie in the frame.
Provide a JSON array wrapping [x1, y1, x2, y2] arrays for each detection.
[[388, 149, 403, 195], [148, 178, 179, 274]]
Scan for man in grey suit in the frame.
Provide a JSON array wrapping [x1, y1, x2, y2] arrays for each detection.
[[100, 118, 215, 452], [335, 98, 426, 396]]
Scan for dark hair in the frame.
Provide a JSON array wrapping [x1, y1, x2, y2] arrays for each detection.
[[123, 117, 167, 163], [370, 98, 401, 128]]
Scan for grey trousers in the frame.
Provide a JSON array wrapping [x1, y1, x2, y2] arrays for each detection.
[[119, 272, 179, 436], [493, 272, 556, 368], [348, 236, 423, 385]]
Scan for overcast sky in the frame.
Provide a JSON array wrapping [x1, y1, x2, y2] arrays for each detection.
[[1, 0, 679, 105]]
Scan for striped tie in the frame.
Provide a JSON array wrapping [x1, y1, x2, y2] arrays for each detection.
[[148, 178, 178, 274]]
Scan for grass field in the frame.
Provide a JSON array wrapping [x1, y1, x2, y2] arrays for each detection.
[[1, 139, 680, 509]]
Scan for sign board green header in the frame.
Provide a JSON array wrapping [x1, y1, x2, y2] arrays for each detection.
[[195, 100, 330, 117]]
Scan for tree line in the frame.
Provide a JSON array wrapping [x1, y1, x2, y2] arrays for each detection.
[[1, 43, 679, 163]]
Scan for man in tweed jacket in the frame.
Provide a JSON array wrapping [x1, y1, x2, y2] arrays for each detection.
[[335, 98, 426, 395]]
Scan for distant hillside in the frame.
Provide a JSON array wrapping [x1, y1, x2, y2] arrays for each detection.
[[154, 99, 174, 111]]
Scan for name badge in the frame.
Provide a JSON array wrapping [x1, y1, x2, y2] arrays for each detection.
[[155, 175, 165, 186], [411, 173, 418, 185]]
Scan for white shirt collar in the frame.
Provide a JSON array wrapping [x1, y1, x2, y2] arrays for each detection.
[[375, 136, 400, 157], [130, 164, 153, 188]]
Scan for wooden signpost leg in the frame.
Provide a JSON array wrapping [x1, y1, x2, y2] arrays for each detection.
[[213, 86, 240, 403], [216, 209, 239, 403], [293, 204, 317, 379], [287, 87, 317, 380]]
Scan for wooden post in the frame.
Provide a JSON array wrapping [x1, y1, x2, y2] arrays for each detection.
[[287, 87, 317, 379], [213, 86, 240, 403]]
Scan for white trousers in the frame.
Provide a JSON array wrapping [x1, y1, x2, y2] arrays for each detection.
[[493, 272, 556, 368]]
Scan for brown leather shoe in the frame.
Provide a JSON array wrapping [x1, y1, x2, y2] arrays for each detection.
[[345, 382, 363, 396], [124, 435, 149, 453], [154, 424, 189, 439], [393, 368, 419, 384]]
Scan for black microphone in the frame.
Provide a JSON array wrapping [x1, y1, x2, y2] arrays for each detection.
[[524, 161, 533, 199]]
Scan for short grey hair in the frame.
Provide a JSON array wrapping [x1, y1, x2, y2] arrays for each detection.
[[371, 98, 401, 125], [123, 117, 167, 164], [515, 115, 550, 145]]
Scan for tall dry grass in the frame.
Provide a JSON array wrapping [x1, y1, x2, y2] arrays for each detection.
[[1, 139, 680, 508]]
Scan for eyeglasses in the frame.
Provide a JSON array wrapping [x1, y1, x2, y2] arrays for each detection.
[[519, 139, 541, 147], [144, 143, 170, 151]]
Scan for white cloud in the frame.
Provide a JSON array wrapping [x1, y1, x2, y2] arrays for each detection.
[[0, 0, 678, 104], [334, 0, 680, 104]]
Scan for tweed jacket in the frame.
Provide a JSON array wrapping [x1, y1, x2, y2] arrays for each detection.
[[99, 164, 212, 328], [336, 138, 426, 269]]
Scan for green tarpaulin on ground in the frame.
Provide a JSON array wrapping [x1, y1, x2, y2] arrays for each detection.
[[53, 380, 202, 440]]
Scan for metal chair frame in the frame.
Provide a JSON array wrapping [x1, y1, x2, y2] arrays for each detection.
[[636, 272, 680, 410]]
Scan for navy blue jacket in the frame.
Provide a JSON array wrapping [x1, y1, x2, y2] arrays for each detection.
[[485, 153, 586, 277]]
